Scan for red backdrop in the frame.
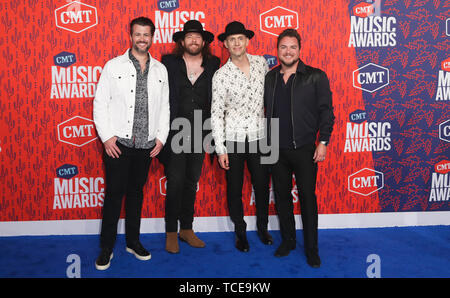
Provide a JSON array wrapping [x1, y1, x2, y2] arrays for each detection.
[[1, 0, 448, 225]]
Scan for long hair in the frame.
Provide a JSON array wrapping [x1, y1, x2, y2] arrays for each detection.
[[172, 38, 213, 59]]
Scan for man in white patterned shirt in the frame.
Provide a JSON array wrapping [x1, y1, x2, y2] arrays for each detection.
[[211, 21, 272, 252]]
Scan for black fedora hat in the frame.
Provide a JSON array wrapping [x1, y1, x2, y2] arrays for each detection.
[[172, 20, 214, 43], [218, 21, 255, 42]]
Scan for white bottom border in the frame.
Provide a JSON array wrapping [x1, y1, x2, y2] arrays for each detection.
[[0, 211, 449, 236]]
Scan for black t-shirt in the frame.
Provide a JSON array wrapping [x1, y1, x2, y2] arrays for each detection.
[[272, 71, 295, 149]]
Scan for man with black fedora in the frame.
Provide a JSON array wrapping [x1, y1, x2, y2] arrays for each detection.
[[159, 20, 220, 254], [211, 21, 272, 252]]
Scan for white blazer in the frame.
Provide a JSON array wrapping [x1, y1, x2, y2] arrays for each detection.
[[93, 49, 170, 145]]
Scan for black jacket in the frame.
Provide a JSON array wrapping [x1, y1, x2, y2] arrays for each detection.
[[264, 59, 335, 149], [161, 54, 220, 122], [158, 54, 220, 165]]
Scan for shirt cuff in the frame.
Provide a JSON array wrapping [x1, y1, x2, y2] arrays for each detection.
[[215, 143, 227, 155]]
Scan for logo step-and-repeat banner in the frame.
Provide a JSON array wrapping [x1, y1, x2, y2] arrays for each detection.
[[0, 0, 448, 235]]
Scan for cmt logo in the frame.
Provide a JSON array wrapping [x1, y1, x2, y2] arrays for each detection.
[[54, 51, 76, 68], [353, 63, 389, 93], [159, 176, 168, 195], [263, 54, 278, 69], [57, 116, 98, 147], [260, 6, 298, 37], [446, 18, 449, 36], [353, 2, 375, 18], [56, 164, 79, 179], [349, 109, 367, 124], [442, 58, 450, 72], [435, 160, 450, 175], [439, 119, 450, 142], [348, 168, 384, 196], [55, 1, 98, 33], [157, 0, 179, 13]]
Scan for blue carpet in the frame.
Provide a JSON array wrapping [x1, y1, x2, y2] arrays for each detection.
[[0, 226, 449, 278]]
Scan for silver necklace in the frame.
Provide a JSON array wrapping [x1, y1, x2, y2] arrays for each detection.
[[188, 72, 197, 80]]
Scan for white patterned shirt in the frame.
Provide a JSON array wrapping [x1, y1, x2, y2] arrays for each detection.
[[211, 53, 269, 154]]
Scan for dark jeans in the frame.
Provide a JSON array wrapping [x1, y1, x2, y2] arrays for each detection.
[[225, 140, 270, 234], [100, 142, 152, 249], [164, 151, 205, 232], [271, 144, 318, 254]]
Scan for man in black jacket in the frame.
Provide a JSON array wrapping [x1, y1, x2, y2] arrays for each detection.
[[159, 20, 220, 254], [264, 29, 335, 267]]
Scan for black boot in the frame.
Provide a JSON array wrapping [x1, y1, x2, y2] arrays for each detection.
[[306, 250, 321, 268], [235, 232, 249, 252], [257, 229, 273, 245], [274, 239, 296, 257]]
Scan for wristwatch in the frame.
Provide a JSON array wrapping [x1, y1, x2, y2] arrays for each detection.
[[320, 141, 328, 146]]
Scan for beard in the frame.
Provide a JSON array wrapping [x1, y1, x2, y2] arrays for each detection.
[[279, 57, 299, 68], [133, 42, 151, 54], [184, 43, 203, 56]]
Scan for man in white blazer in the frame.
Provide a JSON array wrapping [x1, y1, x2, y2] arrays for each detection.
[[93, 17, 170, 270]]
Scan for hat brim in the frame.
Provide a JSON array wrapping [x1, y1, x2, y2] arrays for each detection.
[[173, 30, 215, 43], [218, 30, 254, 42]]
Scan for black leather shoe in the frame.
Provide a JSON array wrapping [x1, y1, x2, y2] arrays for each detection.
[[235, 233, 249, 252], [274, 240, 296, 257], [257, 229, 273, 245], [306, 252, 321, 268]]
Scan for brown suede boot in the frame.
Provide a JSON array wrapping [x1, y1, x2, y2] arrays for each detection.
[[179, 229, 206, 248], [165, 232, 179, 254]]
